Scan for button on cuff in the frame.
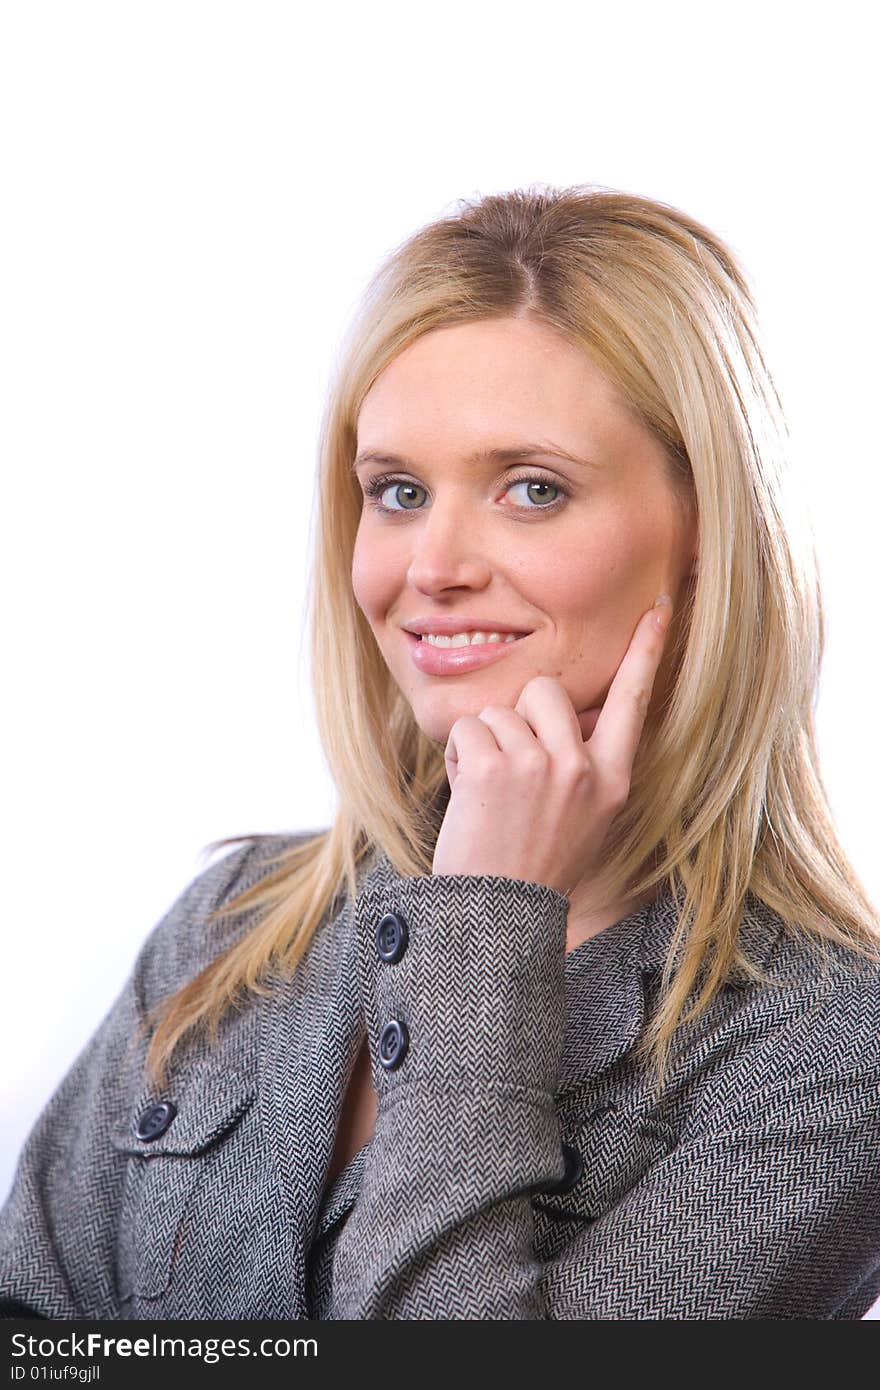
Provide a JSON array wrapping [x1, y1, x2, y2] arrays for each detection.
[[375, 911, 409, 964], [378, 1018, 409, 1070]]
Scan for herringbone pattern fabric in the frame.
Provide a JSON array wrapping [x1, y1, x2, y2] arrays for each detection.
[[2, 832, 879, 1320]]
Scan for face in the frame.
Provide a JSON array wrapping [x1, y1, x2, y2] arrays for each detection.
[[351, 315, 698, 746]]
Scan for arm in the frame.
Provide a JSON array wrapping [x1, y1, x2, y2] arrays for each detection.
[[329, 870, 880, 1319], [547, 1058, 880, 1319], [0, 839, 260, 1319], [328, 870, 572, 1319]]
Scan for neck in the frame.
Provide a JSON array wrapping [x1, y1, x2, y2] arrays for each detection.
[[564, 877, 659, 954]]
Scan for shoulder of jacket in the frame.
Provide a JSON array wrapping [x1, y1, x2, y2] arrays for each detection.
[[752, 915, 880, 1076], [134, 829, 323, 1014]]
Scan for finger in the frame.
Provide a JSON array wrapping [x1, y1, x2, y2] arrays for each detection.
[[512, 675, 585, 761], [475, 704, 543, 756], [587, 596, 673, 781], [444, 714, 503, 788]]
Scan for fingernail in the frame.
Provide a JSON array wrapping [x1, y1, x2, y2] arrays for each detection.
[[652, 593, 672, 631]]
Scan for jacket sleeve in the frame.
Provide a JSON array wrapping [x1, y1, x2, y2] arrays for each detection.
[[328, 871, 572, 1319], [327, 872, 880, 1319], [0, 838, 261, 1319], [545, 1055, 880, 1319]]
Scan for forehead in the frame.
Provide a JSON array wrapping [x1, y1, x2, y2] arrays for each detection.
[[361, 322, 625, 425], [356, 317, 631, 446]]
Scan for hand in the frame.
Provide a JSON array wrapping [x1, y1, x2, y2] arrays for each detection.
[[431, 597, 674, 895]]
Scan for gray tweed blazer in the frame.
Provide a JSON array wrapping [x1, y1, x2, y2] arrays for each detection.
[[2, 831, 879, 1320]]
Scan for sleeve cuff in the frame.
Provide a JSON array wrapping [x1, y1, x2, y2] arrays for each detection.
[[353, 871, 569, 1104]]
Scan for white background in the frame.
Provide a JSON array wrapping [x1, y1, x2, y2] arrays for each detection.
[[2, 1, 878, 1316]]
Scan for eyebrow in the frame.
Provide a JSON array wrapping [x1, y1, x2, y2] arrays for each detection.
[[351, 443, 602, 473]]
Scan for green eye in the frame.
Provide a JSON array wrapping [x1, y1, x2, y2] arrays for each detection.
[[507, 479, 561, 507], [361, 472, 568, 515], [367, 480, 425, 510]]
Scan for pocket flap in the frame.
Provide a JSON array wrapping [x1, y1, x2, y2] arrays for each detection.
[[111, 1069, 256, 1158]]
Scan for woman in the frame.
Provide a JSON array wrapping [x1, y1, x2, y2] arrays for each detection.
[[2, 184, 879, 1321]]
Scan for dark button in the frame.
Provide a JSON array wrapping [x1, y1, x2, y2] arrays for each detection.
[[375, 911, 409, 964], [378, 1019, 409, 1070], [134, 1101, 177, 1142], [530, 1143, 583, 1195]]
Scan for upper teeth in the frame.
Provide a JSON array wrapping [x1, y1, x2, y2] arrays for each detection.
[[420, 631, 521, 647]]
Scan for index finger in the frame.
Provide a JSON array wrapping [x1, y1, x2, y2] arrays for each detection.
[[587, 595, 673, 777]]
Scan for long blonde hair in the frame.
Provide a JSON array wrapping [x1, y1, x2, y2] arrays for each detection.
[[145, 183, 880, 1095]]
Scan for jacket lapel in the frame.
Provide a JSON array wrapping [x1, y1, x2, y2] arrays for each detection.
[[558, 902, 654, 1094], [558, 881, 783, 1095]]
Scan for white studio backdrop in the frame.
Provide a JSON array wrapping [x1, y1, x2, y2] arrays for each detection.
[[2, 0, 878, 1315]]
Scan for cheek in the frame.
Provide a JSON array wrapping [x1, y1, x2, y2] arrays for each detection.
[[534, 519, 663, 687], [535, 532, 633, 623], [547, 501, 670, 617], [350, 525, 394, 623]]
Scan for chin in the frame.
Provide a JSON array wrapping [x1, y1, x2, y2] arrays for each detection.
[[403, 686, 510, 747], [395, 688, 454, 741], [407, 708, 457, 746]]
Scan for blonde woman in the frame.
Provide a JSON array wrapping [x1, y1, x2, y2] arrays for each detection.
[[3, 185, 879, 1321]]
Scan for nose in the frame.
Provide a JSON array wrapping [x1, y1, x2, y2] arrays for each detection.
[[405, 495, 493, 595]]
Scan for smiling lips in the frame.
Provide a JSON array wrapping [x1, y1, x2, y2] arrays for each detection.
[[400, 626, 603, 734], [404, 628, 529, 676], [402, 617, 532, 637]]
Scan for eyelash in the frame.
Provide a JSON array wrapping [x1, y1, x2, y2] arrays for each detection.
[[360, 471, 570, 516]]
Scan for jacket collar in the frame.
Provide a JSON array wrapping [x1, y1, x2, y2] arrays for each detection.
[[557, 877, 782, 1092]]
